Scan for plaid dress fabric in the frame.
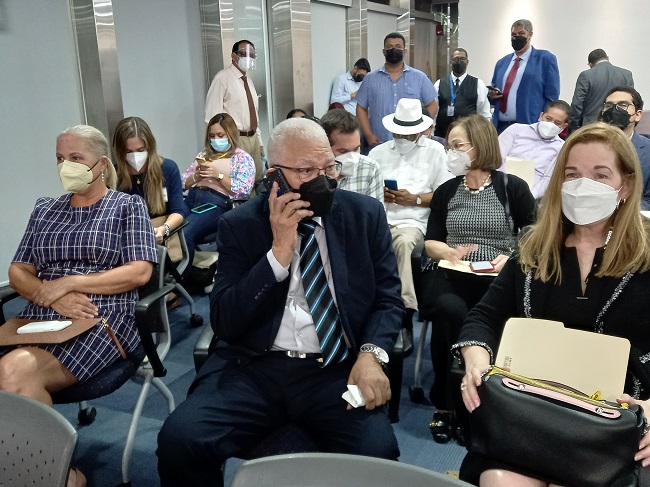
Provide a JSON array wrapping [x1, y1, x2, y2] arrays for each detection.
[[7, 190, 158, 382]]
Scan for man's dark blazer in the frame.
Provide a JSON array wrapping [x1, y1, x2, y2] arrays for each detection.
[[632, 131, 650, 210], [570, 61, 634, 130], [491, 46, 560, 127], [209, 188, 404, 363]]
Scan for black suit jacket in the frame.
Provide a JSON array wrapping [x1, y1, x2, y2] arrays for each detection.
[[209, 189, 403, 362]]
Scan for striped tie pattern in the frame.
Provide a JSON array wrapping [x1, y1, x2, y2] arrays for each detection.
[[299, 220, 349, 367]]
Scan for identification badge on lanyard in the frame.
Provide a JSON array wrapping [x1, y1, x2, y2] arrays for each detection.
[[447, 105, 455, 117]]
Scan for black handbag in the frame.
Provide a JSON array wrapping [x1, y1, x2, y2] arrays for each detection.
[[469, 366, 646, 487]]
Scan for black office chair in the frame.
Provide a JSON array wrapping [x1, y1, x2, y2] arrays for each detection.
[[164, 220, 204, 326], [0, 245, 177, 487]]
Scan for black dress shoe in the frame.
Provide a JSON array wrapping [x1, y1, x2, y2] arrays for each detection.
[[429, 411, 452, 444]]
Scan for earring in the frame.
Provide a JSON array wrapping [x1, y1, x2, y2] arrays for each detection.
[[101, 171, 105, 182]]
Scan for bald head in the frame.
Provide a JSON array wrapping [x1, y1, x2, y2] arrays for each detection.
[[267, 118, 333, 168]]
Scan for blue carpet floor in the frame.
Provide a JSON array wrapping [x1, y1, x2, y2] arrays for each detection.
[[10, 294, 466, 486]]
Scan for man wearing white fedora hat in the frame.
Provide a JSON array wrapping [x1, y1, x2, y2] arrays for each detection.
[[369, 98, 452, 334]]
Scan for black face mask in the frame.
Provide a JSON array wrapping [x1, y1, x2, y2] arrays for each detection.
[[600, 106, 632, 130], [353, 74, 365, 82], [298, 175, 337, 217], [511, 35, 528, 51], [384, 48, 404, 64], [451, 60, 467, 76]]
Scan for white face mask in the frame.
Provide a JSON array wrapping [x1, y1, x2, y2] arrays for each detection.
[[446, 148, 473, 176], [393, 136, 418, 155], [561, 177, 622, 225], [238, 57, 255, 72], [126, 151, 148, 172], [335, 151, 359, 178], [537, 121, 563, 139]]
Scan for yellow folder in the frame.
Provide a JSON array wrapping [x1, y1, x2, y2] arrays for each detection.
[[495, 318, 630, 401]]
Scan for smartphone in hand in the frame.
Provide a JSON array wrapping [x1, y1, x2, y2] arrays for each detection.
[[470, 261, 496, 273], [384, 179, 399, 191], [265, 168, 293, 196]]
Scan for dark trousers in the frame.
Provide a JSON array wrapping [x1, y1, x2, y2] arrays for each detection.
[[183, 187, 231, 270], [157, 352, 400, 487], [421, 268, 493, 409], [495, 120, 516, 134]]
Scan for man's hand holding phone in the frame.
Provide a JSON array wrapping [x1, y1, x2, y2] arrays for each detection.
[[267, 169, 313, 267], [487, 85, 503, 100]]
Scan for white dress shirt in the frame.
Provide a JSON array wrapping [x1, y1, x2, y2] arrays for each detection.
[[498, 46, 533, 122], [433, 72, 491, 120], [369, 137, 453, 233], [204, 63, 263, 146], [267, 217, 336, 353], [499, 122, 564, 198]]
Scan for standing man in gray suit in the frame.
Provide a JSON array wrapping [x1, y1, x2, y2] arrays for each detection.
[[570, 49, 634, 131]]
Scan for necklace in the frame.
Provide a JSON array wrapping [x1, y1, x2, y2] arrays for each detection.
[[463, 174, 491, 195]]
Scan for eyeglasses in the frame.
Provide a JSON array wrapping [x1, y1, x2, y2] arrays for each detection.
[[452, 57, 468, 63], [445, 141, 472, 151], [602, 101, 635, 111], [237, 51, 257, 59], [383, 48, 404, 53], [274, 163, 342, 181]]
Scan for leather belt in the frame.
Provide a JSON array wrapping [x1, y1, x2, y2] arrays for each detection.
[[277, 351, 323, 362], [239, 130, 255, 137]]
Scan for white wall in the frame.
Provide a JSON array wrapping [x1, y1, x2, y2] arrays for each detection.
[[113, 0, 205, 171], [459, 0, 649, 105], [311, 1, 347, 118], [367, 11, 399, 76], [0, 1, 85, 283]]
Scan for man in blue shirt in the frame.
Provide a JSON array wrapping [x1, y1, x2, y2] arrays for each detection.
[[356, 32, 438, 153], [330, 58, 371, 115]]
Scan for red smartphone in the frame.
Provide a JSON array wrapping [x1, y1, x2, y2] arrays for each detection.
[[470, 261, 496, 273]]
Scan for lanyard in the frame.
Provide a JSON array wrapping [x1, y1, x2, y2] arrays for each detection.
[[449, 74, 462, 104]]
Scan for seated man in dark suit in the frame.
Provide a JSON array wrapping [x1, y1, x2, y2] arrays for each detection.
[[157, 118, 403, 487], [599, 86, 650, 209]]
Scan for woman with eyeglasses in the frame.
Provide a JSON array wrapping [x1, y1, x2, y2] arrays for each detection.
[[422, 114, 536, 444], [181, 112, 255, 265]]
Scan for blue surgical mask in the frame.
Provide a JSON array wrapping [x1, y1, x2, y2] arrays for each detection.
[[210, 138, 230, 152]]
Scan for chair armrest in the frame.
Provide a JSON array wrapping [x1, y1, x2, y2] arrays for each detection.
[[0, 286, 20, 324], [134, 282, 176, 377], [193, 323, 215, 372], [164, 219, 189, 240]]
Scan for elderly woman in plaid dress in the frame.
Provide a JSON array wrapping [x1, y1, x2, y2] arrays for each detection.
[[5, 125, 158, 409]]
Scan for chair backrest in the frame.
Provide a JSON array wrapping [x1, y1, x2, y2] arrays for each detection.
[[0, 390, 77, 487], [504, 156, 535, 191], [230, 453, 473, 487]]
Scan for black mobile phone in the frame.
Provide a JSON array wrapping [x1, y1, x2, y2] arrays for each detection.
[[384, 179, 399, 191], [265, 168, 293, 196], [191, 202, 218, 214], [487, 85, 502, 93]]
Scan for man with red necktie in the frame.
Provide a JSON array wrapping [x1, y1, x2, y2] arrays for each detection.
[[205, 40, 265, 183], [488, 19, 560, 134]]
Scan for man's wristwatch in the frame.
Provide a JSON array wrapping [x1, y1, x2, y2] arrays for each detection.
[[217, 173, 225, 181], [360, 344, 389, 367], [416, 195, 422, 206]]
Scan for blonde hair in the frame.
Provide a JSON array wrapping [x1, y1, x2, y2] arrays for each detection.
[[113, 117, 166, 216], [447, 115, 502, 171], [58, 125, 116, 189], [519, 122, 650, 282]]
